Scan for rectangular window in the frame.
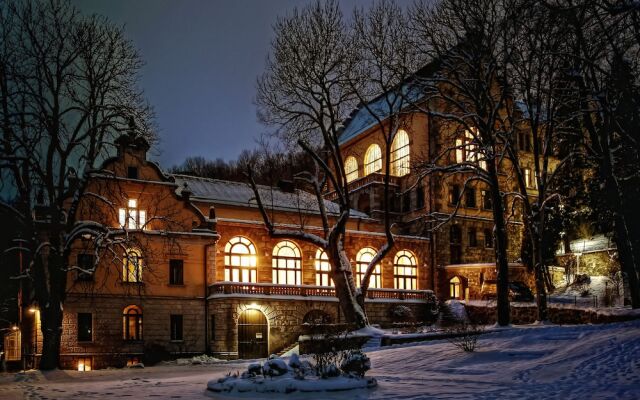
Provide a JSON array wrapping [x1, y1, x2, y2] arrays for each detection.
[[127, 166, 139, 179], [468, 228, 478, 247], [403, 192, 411, 212], [449, 185, 460, 205], [416, 186, 425, 209], [76, 254, 94, 281], [77, 313, 93, 342], [169, 259, 184, 285], [77, 356, 92, 371], [119, 199, 147, 230], [484, 228, 494, 248], [170, 314, 183, 341], [482, 190, 493, 210], [524, 168, 532, 188], [465, 188, 476, 208]]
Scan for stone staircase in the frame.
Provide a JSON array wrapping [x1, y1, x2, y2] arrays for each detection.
[[277, 342, 299, 357], [362, 335, 382, 350]]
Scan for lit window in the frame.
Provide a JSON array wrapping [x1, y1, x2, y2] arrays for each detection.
[[224, 236, 257, 283], [118, 198, 147, 230], [344, 156, 359, 183], [272, 241, 302, 285], [123, 305, 142, 340], [450, 276, 462, 299], [364, 144, 382, 175], [455, 129, 486, 169], [524, 168, 532, 188], [355, 247, 381, 288], [314, 249, 333, 287], [391, 130, 410, 176], [123, 248, 143, 283], [77, 356, 92, 371], [394, 250, 417, 290]]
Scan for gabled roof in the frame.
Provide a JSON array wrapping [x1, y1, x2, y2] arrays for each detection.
[[172, 174, 369, 218], [338, 60, 442, 146]]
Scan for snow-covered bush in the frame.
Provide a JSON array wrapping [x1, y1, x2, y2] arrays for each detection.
[[389, 305, 415, 323], [263, 355, 289, 377], [446, 323, 484, 352], [340, 351, 370, 377]]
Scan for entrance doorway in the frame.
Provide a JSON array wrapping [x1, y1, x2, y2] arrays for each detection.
[[237, 309, 268, 359]]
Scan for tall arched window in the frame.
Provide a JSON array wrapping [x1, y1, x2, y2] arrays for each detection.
[[391, 130, 410, 176], [344, 156, 359, 183], [364, 144, 382, 175], [224, 236, 257, 282], [394, 250, 417, 290], [272, 241, 302, 285], [314, 249, 333, 287], [123, 305, 143, 340], [450, 276, 462, 299], [355, 247, 381, 288], [123, 248, 143, 283]]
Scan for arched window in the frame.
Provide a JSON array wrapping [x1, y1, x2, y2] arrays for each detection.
[[123, 305, 143, 340], [272, 241, 302, 285], [394, 250, 417, 290], [355, 247, 381, 288], [364, 144, 382, 175], [344, 156, 359, 183], [314, 249, 333, 287], [224, 236, 257, 283], [450, 277, 462, 299], [391, 130, 410, 176], [123, 248, 143, 283], [455, 129, 486, 169]]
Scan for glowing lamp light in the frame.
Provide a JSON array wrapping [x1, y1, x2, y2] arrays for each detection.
[[29, 307, 38, 313], [249, 303, 258, 309], [77, 362, 85, 371], [11, 325, 18, 331]]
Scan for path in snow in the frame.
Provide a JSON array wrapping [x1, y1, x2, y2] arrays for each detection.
[[1, 320, 638, 399]]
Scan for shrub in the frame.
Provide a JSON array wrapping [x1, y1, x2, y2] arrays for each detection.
[[446, 323, 484, 352], [340, 351, 371, 377], [143, 342, 171, 366]]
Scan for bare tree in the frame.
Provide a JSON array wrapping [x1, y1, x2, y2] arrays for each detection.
[[0, 0, 154, 369], [254, 0, 414, 328], [410, 0, 519, 326], [548, 0, 640, 307]]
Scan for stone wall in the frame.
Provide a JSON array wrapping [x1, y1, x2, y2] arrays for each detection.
[[464, 302, 640, 325], [208, 297, 436, 359], [59, 295, 205, 370]]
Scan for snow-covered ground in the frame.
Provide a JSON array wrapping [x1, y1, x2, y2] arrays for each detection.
[[1, 320, 639, 399], [550, 275, 622, 307]]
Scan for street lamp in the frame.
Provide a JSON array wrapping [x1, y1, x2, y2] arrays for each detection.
[[29, 307, 39, 368]]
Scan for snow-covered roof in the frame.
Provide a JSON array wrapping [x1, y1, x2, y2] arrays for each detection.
[[172, 174, 369, 218], [339, 84, 424, 146]]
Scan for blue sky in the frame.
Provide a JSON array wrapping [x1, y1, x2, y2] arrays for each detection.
[[72, 0, 380, 168]]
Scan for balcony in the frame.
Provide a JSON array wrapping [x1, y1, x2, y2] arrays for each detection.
[[208, 282, 433, 302], [325, 173, 401, 201]]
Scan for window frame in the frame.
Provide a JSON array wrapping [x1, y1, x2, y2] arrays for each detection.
[[123, 305, 143, 341], [118, 198, 146, 230], [170, 314, 183, 341], [272, 240, 302, 285], [77, 313, 93, 342], [390, 130, 410, 177], [393, 250, 418, 290], [224, 236, 258, 283], [123, 249, 143, 283], [76, 253, 95, 282], [314, 249, 333, 287], [364, 144, 382, 175], [169, 259, 184, 285], [344, 156, 359, 183], [355, 247, 381, 289]]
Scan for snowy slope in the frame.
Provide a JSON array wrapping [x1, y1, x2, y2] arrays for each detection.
[[1, 320, 638, 399]]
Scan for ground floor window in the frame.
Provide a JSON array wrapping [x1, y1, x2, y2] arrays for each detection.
[[394, 250, 418, 290], [170, 314, 183, 341], [355, 247, 381, 289], [77, 313, 93, 342], [123, 305, 143, 341], [450, 276, 462, 299], [77, 356, 92, 371]]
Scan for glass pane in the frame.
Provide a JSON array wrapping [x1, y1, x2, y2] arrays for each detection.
[[138, 210, 146, 229], [118, 209, 126, 227]]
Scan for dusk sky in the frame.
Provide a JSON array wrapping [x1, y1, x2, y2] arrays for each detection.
[[72, 0, 380, 168]]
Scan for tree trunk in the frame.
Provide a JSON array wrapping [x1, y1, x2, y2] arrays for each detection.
[[612, 210, 640, 308], [488, 165, 510, 326], [39, 301, 63, 370], [330, 247, 368, 328]]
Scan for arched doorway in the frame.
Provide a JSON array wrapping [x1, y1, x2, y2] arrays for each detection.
[[450, 276, 463, 299], [237, 309, 268, 359]]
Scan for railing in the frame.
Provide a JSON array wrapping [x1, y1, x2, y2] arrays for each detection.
[[325, 173, 401, 200], [208, 282, 433, 301]]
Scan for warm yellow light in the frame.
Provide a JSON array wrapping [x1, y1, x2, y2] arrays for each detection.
[[11, 325, 18, 331], [29, 307, 38, 313], [249, 303, 258, 309], [78, 362, 84, 371]]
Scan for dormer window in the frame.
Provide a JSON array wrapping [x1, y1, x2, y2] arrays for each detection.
[[118, 199, 147, 230]]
